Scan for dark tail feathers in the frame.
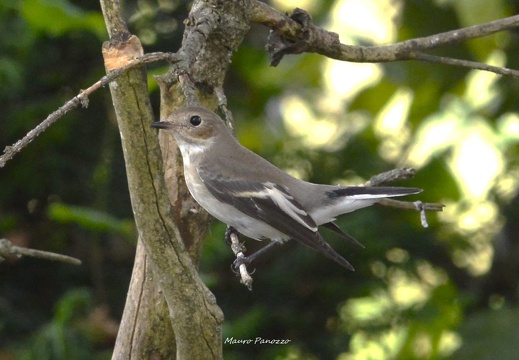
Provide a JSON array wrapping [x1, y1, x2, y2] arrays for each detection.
[[329, 186, 422, 198]]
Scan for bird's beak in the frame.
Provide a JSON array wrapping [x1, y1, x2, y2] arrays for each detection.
[[151, 121, 174, 129]]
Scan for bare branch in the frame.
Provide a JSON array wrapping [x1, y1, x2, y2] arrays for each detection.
[[365, 168, 417, 186], [251, 1, 519, 77], [378, 198, 445, 213], [0, 238, 81, 265], [226, 227, 253, 290], [338, 15, 519, 60], [0, 52, 179, 169], [412, 52, 519, 78], [364, 168, 445, 228]]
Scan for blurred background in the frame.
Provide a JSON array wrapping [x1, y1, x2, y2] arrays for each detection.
[[1, 0, 519, 359]]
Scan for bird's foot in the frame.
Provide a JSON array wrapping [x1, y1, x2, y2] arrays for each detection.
[[232, 254, 254, 272], [231, 253, 255, 291]]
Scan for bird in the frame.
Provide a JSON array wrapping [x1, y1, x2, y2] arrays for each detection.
[[151, 106, 421, 270]]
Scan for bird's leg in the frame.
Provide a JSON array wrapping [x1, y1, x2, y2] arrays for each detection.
[[225, 225, 249, 266], [226, 226, 250, 261], [225, 225, 279, 288], [232, 240, 280, 269], [225, 226, 254, 290]]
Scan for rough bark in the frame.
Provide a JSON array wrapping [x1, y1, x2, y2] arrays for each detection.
[[113, 240, 176, 359], [99, 0, 240, 358]]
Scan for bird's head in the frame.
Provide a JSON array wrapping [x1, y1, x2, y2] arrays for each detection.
[[151, 107, 229, 147]]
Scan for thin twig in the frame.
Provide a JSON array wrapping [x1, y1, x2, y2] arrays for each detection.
[[226, 227, 253, 290], [0, 238, 82, 265], [364, 168, 444, 228], [412, 52, 519, 78], [378, 198, 445, 213], [338, 15, 519, 61], [0, 52, 179, 169]]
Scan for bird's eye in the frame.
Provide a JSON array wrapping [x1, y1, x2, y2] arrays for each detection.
[[189, 115, 202, 126]]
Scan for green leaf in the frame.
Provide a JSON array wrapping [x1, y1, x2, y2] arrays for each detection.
[[21, 0, 106, 39], [47, 202, 134, 237]]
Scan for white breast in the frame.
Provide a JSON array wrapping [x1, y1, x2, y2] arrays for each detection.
[[186, 173, 289, 242]]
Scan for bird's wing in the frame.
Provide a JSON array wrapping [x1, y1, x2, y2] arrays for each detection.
[[199, 168, 354, 270]]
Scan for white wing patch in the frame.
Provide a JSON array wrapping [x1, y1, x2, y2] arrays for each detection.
[[233, 182, 318, 232], [344, 194, 395, 200]]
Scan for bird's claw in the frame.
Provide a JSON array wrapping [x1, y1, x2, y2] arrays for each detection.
[[232, 255, 250, 270], [231, 256, 255, 274]]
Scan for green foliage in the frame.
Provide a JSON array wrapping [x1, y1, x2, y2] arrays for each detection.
[[20, 0, 106, 39], [48, 203, 135, 239], [453, 307, 519, 360], [15, 289, 111, 360]]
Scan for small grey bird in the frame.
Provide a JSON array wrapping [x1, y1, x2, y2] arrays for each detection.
[[152, 107, 421, 270]]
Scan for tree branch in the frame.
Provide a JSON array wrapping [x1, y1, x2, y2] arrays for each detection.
[[0, 238, 81, 265], [251, 1, 519, 77], [4, 5, 517, 169], [365, 168, 445, 228], [411, 52, 518, 77], [365, 168, 418, 186], [0, 52, 178, 169]]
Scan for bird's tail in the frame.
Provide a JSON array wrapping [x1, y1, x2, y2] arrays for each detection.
[[311, 186, 422, 225], [328, 186, 422, 199]]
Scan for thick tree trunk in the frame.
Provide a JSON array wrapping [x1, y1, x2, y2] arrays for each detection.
[[99, 3, 223, 360], [112, 240, 176, 358], [98, 0, 251, 359]]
